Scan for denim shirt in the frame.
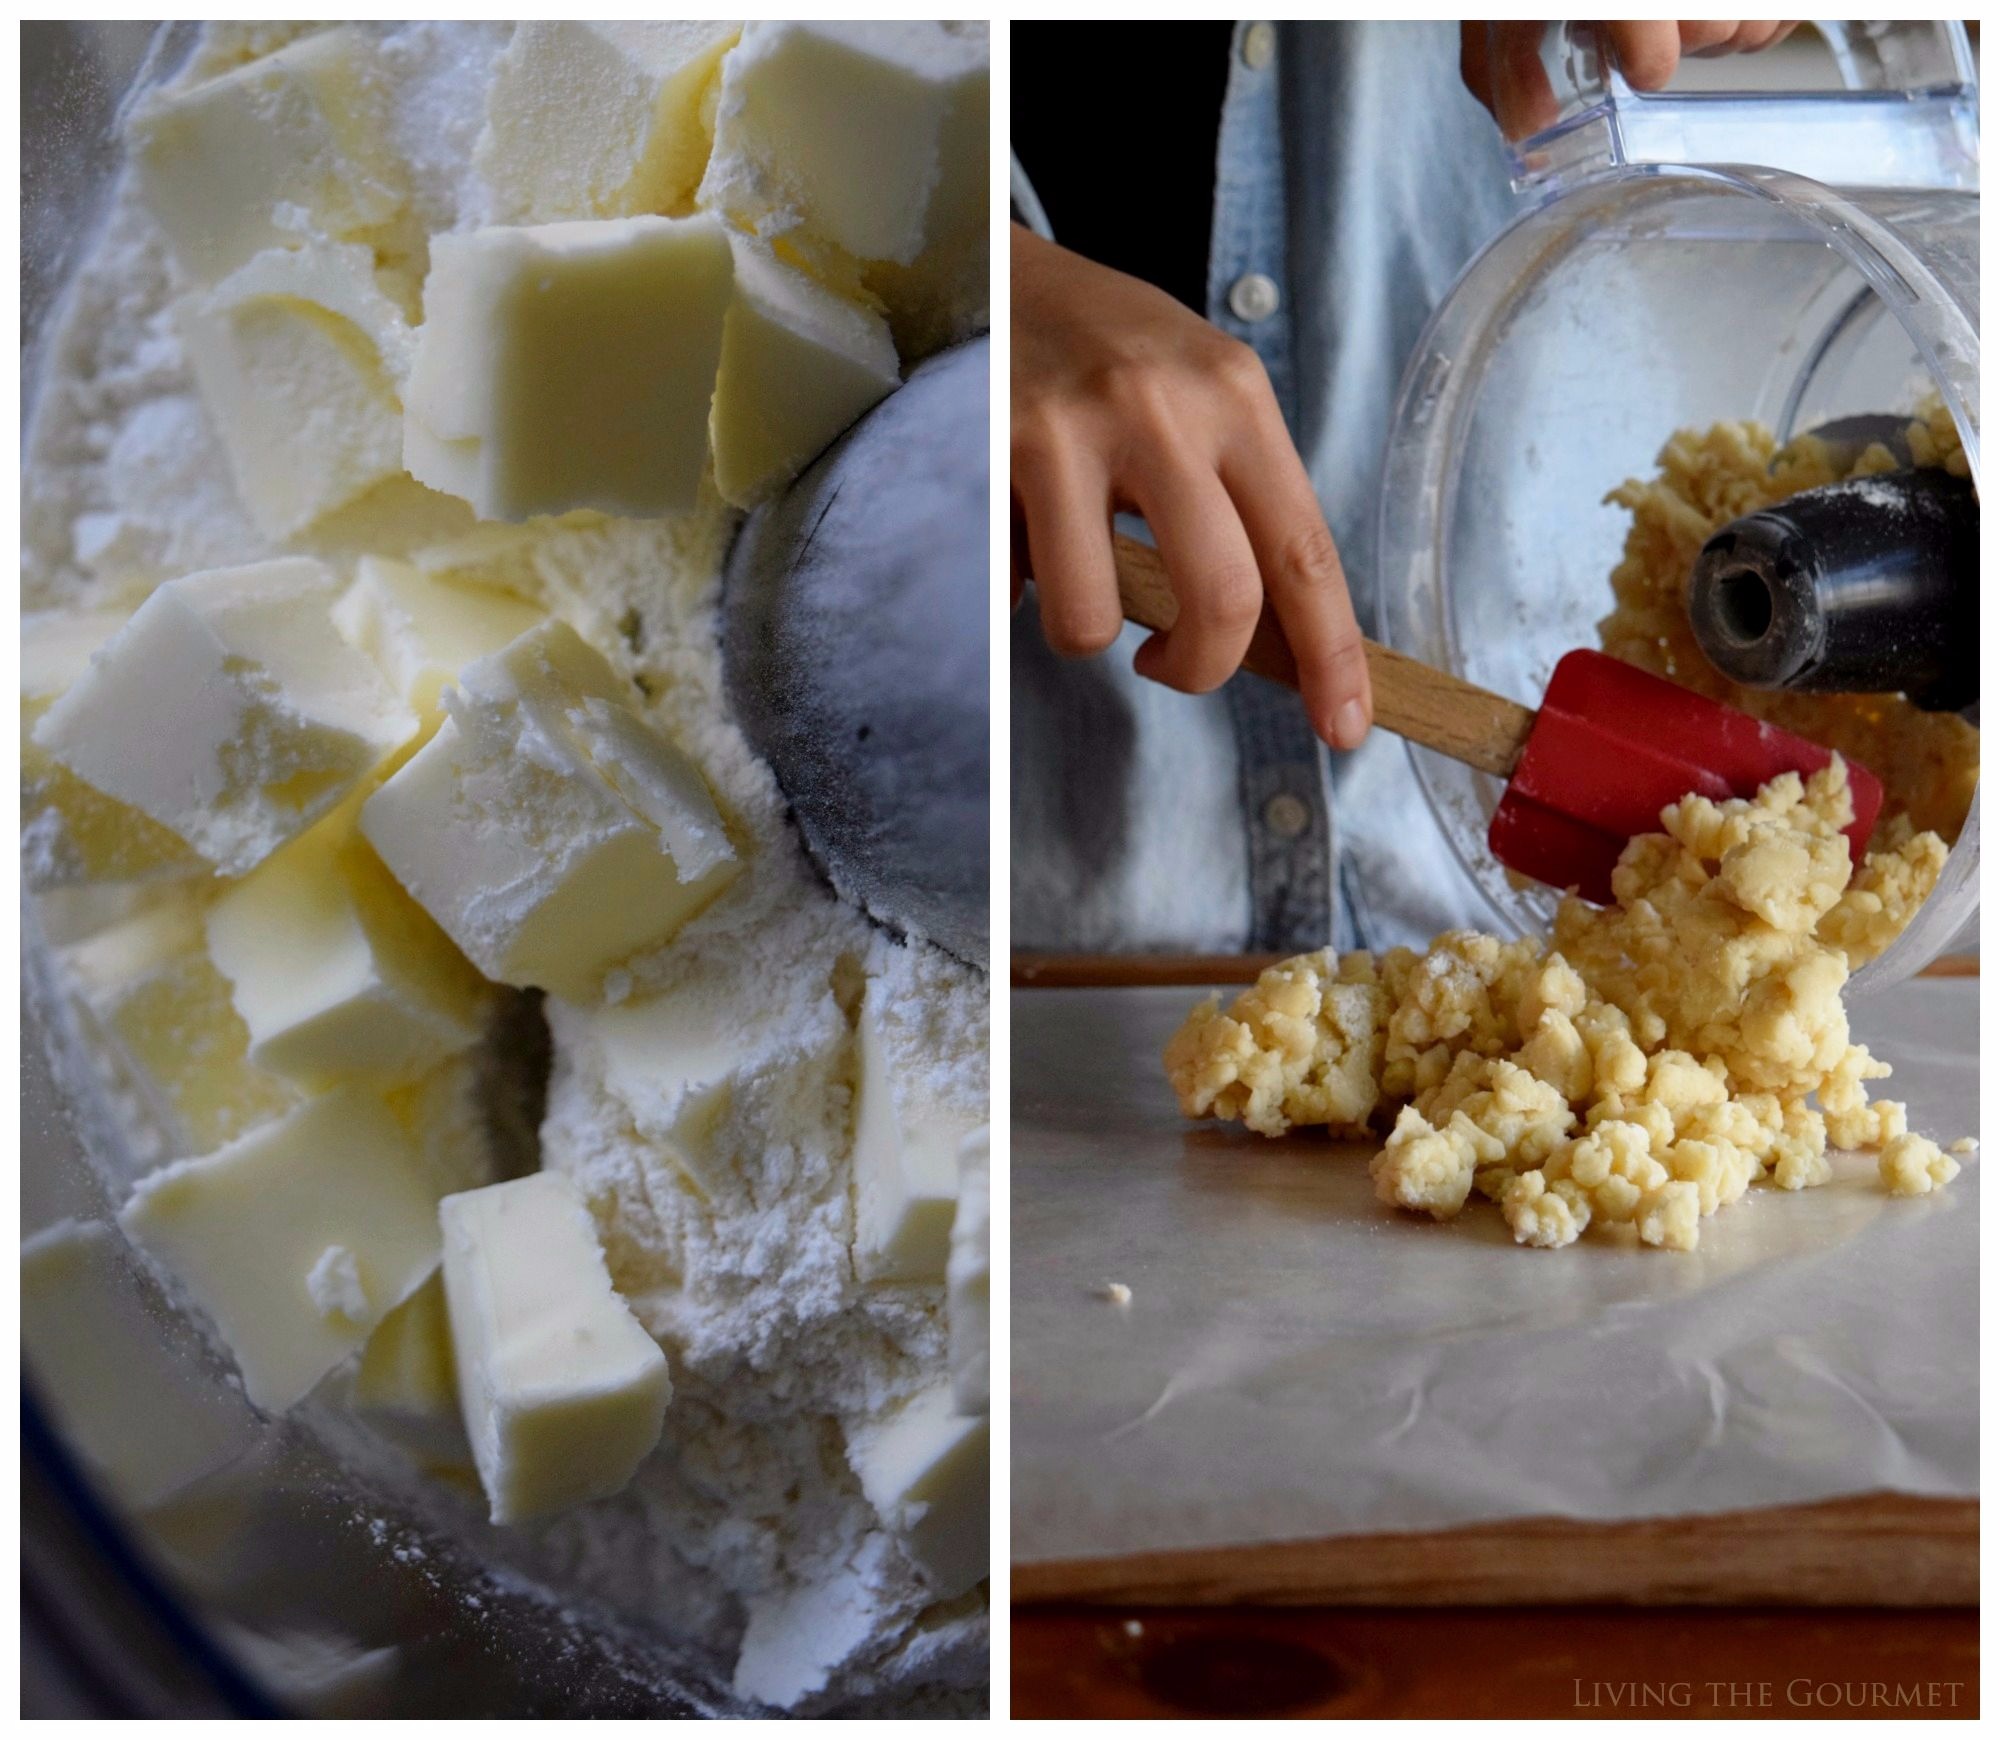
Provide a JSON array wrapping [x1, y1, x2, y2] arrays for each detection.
[[1013, 20, 1524, 953]]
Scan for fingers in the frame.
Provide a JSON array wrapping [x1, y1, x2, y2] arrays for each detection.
[[1124, 450, 1262, 696], [1012, 438, 1121, 658], [1468, 19, 1809, 114], [1675, 20, 1742, 58], [1733, 21, 1799, 54], [1459, 21, 1493, 114], [1469, 21, 1563, 137], [1612, 22, 1801, 86], [1685, 21, 1795, 58], [1607, 21, 1683, 89], [1011, 232, 1363, 725], [1219, 420, 1371, 750]]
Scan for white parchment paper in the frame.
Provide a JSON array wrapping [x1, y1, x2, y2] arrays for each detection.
[[1012, 977, 1978, 1565]]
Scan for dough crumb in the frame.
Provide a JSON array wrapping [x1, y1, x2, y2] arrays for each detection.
[[1598, 406, 1976, 848], [1879, 1132, 1961, 1198], [1099, 1281, 1132, 1306], [1166, 758, 1960, 1253]]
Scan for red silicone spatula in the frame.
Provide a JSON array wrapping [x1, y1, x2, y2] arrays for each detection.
[[1112, 536, 1882, 904]]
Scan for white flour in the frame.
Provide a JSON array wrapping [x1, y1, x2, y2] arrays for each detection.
[[23, 21, 987, 1714]]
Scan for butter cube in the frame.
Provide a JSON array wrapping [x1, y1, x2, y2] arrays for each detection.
[[24, 1219, 257, 1511], [178, 240, 416, 539], [441, 1171, 672, 1524], [403, 216, 734, 521], [384, 1048, 517, 1201], [700, 23, 988, 267], [476, 22, 739, 222], [120, 1087, 445, 1412], [22, 609, 203, 886], [845, 1380, 988, 1600], [352, 1271, 470, 1469], [23, 606, 127, 704], [852, 981, 973, 1282], [206, 799, 492, 1091], [35, 560, 416, 877], [863, 33, 989, 359], [711, 237, 900, 508], [61, 889, 298, 1159], [333, 556, 544, 717], [128, 26, 407, 286], [579, 987, 742, 1195], [182, 21, 328, 82], [947, 1127, 989, 1417], [568, 960, 848, 1208], [363, 620, 742, 1001], [33, 882, 159, 948]]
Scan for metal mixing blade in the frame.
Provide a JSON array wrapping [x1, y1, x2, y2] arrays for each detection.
[[722, 336, 989, 970]]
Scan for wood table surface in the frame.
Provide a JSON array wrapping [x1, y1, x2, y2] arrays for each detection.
[[1011, 1604, 1978, 1719], [1010, 952, 1979, 1718]]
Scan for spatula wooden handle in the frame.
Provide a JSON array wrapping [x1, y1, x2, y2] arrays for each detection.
[[1113, 534, 1534, 779]]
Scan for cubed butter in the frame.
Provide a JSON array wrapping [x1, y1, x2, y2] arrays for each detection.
[[24, 1218, 259, 1511], [352, 1271, 470, 1469], [127, 26, 407, 286], [22, 609, 203, 886], [409, 518, 572, 597], [947, 1126, 989, 1417], [557, 972, 848, 1228], [206, 798, 492, 1090], [178, 240, 416, 539], [440, 1170, 672, 1524], [862, 31, 989, 358], [119, 1086, 445, 1412], [852, 982, 972, 1282], [579, 986, 741, 1196], [711, 237, 900, 508], [383, 1049, 512, 1201], [476, 22, 739, 222], [333, 555, 543, 718], [33, 881, 159, 949], [34, 560, 417, 877], [61, 889, 298, 1158], [845, 1379, 987, 1600], [23, 606, 128, 705], [403, 216, 733, 521], [700, 23, 988, 267], [182, 21, 327, 82], [362, 620, 742, 1001]]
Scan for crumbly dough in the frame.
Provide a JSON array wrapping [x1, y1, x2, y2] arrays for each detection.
[[1165, 760, 1966, 1251], [1597, 403, 1977, 844], [1879, 1131, 1959, 1198]]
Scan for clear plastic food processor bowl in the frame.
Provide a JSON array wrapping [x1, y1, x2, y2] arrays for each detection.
[[1376, 21, 1979, 996]]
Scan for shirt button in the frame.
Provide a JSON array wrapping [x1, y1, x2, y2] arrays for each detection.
[[1241, 22, 1276, 70], [1228, 272, 1281, 323], [1264, 792, 1310, 839]]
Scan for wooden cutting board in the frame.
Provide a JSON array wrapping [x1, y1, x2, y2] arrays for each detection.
[[1012, 953, 1978, 1610], [1013, 1491, 1977, 1607], [1011, 1601, 1979, 1719]]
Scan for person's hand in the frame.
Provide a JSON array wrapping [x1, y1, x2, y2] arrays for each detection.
[[1010, 224, 1373, 751], [1462, 22, 1799, 134]]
